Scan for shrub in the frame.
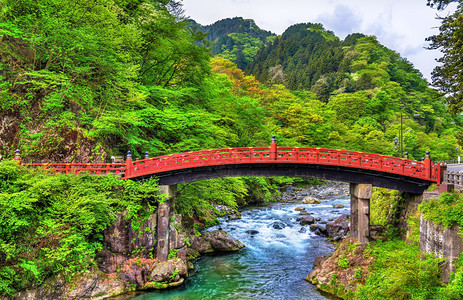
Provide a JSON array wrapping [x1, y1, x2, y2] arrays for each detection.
[[0, 160, 160, 296], [355, 239, 444, 299]]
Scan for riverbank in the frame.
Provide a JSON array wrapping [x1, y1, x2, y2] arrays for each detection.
[[308, 188, 463, 300], [127, 196, 350, 299], [122, 182, 350, 299]]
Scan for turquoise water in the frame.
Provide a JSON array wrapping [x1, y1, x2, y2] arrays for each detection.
[[130, 196, 349, 299]]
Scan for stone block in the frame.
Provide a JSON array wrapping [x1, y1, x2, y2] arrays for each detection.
[[350, 183, 372, 199], [438, 184, 454, 194], [420, 217, 463, 282]]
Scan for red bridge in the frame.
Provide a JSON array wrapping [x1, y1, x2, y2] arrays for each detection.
[[21, 137, 443, 194]]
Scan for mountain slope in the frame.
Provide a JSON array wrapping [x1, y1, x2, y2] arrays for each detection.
[[247, 23, 427, 102], [192, 17, 276, 69]]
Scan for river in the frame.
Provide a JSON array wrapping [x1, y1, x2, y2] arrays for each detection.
[[130, 193, 349, 300]]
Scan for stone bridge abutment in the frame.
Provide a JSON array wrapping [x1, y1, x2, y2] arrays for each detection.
[[156, 185, 177, 261]]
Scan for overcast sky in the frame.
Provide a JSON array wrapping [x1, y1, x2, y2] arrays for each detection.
[[181, 0, 457, 82]]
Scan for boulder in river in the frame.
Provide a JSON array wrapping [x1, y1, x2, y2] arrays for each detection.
[[298, 215, 315, 225], [202, 230, 245, 252], [302, 196, 321, 204], [271, 221, 286, 229], [246, 230, 259, 235], [333, 203, 345, 209], [228, 212, 242, 221], [318, 225, 327, 235], [309, 224, 328, 236], [149, 257, 188, 283], [326, 214, 349, 240], [295, 206, 305, 211], [189, 235, 214, 254]]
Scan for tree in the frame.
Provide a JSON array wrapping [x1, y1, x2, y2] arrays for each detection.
[[426, 0, 456, 10], [427, 1, 463, 113]]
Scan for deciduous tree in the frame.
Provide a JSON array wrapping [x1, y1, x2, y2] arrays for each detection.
[[427, 2, 463, 113]]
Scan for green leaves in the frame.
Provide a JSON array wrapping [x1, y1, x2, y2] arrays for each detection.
[[0, 161, 160, 295], [427, 2, 463, 113], [356, 240, 445, 300], [419, 192, 463, 229]]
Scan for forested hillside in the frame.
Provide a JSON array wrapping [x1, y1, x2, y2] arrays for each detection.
[[192, 17, 276, 69], [244, 22, 460, 158]]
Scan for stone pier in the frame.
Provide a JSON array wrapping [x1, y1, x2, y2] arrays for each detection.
[[350, 183, 372, 243], [156, 184, 176, 261]]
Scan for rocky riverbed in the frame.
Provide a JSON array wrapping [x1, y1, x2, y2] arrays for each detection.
[[126, 182, 352, 299], [277, 182, 349, 203], [278, 182, 351, 241]]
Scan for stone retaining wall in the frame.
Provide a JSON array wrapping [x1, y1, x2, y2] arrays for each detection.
[[420, 217, 463, 282]]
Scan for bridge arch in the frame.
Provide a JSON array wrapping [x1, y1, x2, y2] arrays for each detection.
[[21, 137, 442, 194], [131, 162, 431, 194], [125, 137, 441, 194]]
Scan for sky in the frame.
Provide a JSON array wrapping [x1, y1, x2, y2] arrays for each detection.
[[181, 0, 457, 82]]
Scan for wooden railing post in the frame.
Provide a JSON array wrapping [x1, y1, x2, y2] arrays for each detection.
[[438, 163, 446, 185], [125, 150, 132, 178], [270, 135, 277, 160], [424, 151, 431, 179]]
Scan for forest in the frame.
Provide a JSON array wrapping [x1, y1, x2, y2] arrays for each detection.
[[1, 0, 463, 298]]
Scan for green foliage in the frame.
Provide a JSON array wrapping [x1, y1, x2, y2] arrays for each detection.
[[170, 269, 179, 280], [1, 5, 463, 298], [195, 17, 275, 69], [419, 191, 463, 231], [348, 243, 359, 253], [370, 188, 401, 226], [355, 239, 445, 300], [307, 23, 338, 42], [354, 268, 362, 280], [444, 252, 463, 298], [244, 23, 459, 159], [0, 160, 159, 296], [168, 249, 179, 260], [175, 178, 246, 225], [427, 2, 463, 114], [0, 0, 459, 160], [337, 255, 350, 269]]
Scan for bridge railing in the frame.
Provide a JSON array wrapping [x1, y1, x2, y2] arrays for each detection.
[[126, 146, 440, 183], [26, 163, 126, 176], [14, 141, 441, 184], [442, 171, 463, 186]]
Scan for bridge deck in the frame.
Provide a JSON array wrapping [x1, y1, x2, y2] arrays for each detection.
[[126, 147, 441, 182], [21, 144, 442, 193]]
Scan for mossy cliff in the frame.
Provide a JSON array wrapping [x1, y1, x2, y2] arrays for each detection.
[[307, 188, 463, 299]]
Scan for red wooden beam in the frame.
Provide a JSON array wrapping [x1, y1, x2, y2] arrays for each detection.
[[19, 143, 441, 184]]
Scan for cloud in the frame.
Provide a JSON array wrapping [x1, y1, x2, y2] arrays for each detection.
[[316, 4, 362, 39]]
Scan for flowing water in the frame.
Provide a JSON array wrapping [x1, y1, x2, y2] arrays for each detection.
[[131, 194, 349, 300]]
